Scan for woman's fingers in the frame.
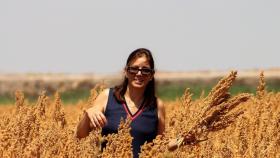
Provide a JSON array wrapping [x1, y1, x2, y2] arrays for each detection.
[[97, 113, 107, 126], [167, 137, 184, 151], [93, 115, 102, 128], [86, 111, 107, 129], [95, 114, 104, 127], [87, 114, 97, 129]]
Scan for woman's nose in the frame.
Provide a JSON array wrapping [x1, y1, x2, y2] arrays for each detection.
[[136, 70, 142, 75]]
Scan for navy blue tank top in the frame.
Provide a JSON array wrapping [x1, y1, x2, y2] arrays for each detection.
[[101, 88, 158, 158]]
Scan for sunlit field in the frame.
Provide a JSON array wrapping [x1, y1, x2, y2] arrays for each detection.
[[0, 71, 279, 157]]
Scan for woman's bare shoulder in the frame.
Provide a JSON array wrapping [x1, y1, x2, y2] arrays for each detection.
[[156, 98, 165, 109], [99, 88, 110, 97], [90, 88, 110, 111]]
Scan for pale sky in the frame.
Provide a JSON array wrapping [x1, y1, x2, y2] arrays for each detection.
[[1, 0, 279, 74]]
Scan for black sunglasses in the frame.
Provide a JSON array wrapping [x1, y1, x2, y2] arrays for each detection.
[[126, 66, 154, 75]]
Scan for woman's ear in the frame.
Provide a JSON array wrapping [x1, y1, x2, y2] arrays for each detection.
[[149, 74, 154, 81], [151, 71, 155, 80]]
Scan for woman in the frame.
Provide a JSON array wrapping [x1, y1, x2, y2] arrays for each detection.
[[76, 48, 165, 158]]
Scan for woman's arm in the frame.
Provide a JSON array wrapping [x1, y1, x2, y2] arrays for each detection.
[[76, 88, 109, 139], [157, 98, 166, 135]]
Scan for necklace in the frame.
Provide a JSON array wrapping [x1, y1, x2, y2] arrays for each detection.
[[124, 95, 144, 109]]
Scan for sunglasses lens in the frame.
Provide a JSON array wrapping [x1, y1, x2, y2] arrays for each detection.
[[128, 67, 138, 74], [141, 69, 152, 75], [127, 67, 153, 75]]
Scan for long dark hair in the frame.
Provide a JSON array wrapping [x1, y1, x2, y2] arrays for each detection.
[[113, 48, 157, 108]]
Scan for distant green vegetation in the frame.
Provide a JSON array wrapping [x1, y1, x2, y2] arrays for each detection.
[[60, 89, 90, 104], [0, 89, 91, 105], [1, 82, 280, 105], [157, 82, 280, 101], [0, 95, 14, 105]]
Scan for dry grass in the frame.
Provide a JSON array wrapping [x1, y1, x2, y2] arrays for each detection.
[[0, 71, 279, 158]]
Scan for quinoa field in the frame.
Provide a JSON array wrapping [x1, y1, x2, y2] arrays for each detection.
[[0, 71, 279, 157]]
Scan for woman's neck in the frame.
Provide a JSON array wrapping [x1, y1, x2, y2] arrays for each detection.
[[125, 86, 145, 106]]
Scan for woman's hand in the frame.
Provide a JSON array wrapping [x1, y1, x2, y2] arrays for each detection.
[[76, 88, 109, 139], [167, 137, 184, 151], [86, 107, 107, 129]]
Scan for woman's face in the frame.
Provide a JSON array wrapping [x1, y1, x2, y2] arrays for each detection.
[[125, 56, 154, 89]]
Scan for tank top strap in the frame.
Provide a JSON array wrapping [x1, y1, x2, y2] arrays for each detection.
[[104, 88, 119, 114], [108, 88, 114, 102]]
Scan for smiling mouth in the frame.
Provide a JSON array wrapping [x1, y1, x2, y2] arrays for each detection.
[[134, 78, 144, 84]]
